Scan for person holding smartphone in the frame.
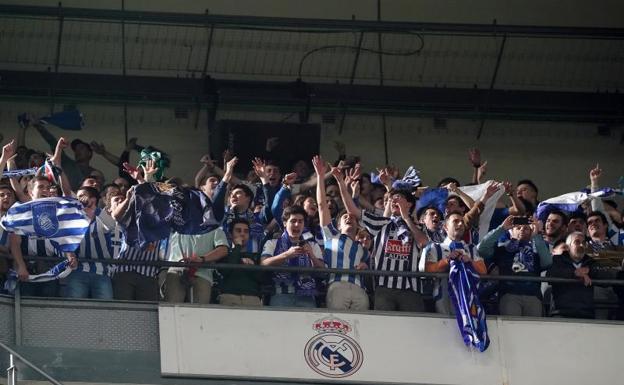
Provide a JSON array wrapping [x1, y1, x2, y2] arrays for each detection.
[[478, 215, 552, 317]]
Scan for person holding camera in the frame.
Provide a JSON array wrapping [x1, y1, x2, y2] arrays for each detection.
[[478, 215, 552, 317]]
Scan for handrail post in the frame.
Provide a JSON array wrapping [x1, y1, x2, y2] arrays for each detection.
[[14, 283, 22, 346], [7, 353, 17, 385]]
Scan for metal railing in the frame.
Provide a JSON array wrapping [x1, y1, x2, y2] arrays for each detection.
[[1, 340, 63, 385], [16, 255, 624, 286]]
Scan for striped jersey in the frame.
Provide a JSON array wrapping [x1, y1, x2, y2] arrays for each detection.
[[113, 239, 167, 278], [13, 235, 62, 274], [74, 209, 116, 276], [261, 238, 323, 295], [361, 210, 421, 291], [420, 237, 481, 302], [321, 224, 369, 289]]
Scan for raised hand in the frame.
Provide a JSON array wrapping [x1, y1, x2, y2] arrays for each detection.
[[283, 172, 297, 186], [529, 215, 542, 237], [200, 154, 215, 168], [468, 148, 482, 167], [141, 159, 158, 182], [477, 160, 488, 181], [123, 162, 143, 182], [377, 167, 392, 187], [223, 149, 233, 164], [90, 141, 106, 155], [220, 156, 237, 184], [501, 215, 515, 230], [347, 163, 361, 182], [312, 155, 326, 176], [502, 181, 513, 195], [252, 157, 268, 183], [483, 181, 501, 201], [1, 139, 16, 162], [51, 137, 68, 166], [331, 166, 345, 184], [589, 163, 602, 184]]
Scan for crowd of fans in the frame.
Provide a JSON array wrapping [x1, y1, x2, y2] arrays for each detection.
[[0, 118, 623, 321]]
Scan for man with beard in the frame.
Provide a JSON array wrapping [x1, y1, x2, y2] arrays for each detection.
[[543, 209, 569, 249], [63, 186, 116, 299]]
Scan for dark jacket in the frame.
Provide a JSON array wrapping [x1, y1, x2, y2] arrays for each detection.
[[547, 252, 600, 319]]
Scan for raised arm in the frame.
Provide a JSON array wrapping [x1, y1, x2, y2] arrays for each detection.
[[331, 166, 362, 219], [478, 215, 513, 262], [396, 196, 429, 248], [503, 181, 526, 216], [90, 141, 121, 167], [194, 154, 216, 188], [589, 163, 615, 229], [271, 173, 296, 231], [312, 155, 331, 227], [50, 137, 74, 197], [0, 139, 16, 178]]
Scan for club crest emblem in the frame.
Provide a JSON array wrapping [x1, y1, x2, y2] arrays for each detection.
[[304, 317, 363, 378], [32, 202, 59, 237]]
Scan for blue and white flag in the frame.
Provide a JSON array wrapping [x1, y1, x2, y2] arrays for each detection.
[[536, 188, 617, 221], [1, 197, 89, 252], [3, 260, 73, 295], [392, 166, 421, 190], [39, 109, 84, 131], [2, 167, 38, 179], [459, 181, 504, 241], [448, 259, 490, 352]]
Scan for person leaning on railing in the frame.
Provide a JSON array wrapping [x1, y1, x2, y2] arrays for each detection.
[[218, 218, 264, 307], [478, 215, 552, 317]]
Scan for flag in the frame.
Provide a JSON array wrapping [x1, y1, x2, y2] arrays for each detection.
[[39, 109, 84, 130], [3, 260, 73, 295], [535, 188, 617, 221], [119, 183, 220, 249], [459, 181, 504, 241], [0, 197, 89, 252], [392, 166, 421, 190], [2, 167, 38, 179], [448, 259, 490, 352]]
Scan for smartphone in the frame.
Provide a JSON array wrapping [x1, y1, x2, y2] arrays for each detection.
[[512, 217, 529, 225]]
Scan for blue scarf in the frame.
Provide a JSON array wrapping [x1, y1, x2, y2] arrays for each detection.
[[504, 239, 536, 273], [273, 231, 317, 296], [448, 259, 490, 352]]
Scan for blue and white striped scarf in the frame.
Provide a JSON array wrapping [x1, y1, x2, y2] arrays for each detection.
[[1, 197, 89, 252], [448, 259, 490, 352], [3, 260, 73, 295]]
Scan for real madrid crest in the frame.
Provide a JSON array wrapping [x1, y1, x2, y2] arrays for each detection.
[[304, 317, 363, 378]]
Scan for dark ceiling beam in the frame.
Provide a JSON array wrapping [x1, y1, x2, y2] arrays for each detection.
[[1, 70, 622, 123], [1, 4, 623, 38]]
